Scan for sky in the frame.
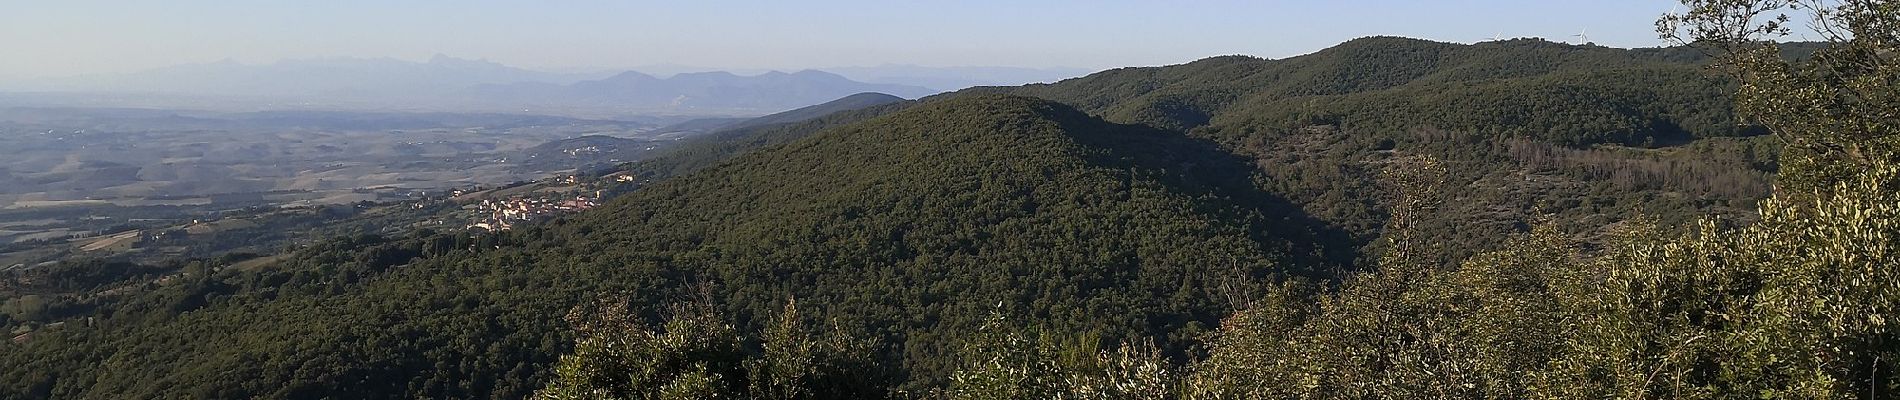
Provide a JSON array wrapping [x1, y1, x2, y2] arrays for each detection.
[[0, 0, 1697, 79]]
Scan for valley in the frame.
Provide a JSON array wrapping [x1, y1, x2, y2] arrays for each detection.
[[0, 108, 687, 268]]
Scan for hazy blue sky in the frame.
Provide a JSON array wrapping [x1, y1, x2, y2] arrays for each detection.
[[1, 0, 1697, 78]]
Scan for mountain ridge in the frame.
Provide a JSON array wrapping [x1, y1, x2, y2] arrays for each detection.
[[510, 92, 909, 173], [0, 57, 943, 115], [11, 55, 604, 98], [963, 37, 1822, 137], [473, 70, 936, 111]]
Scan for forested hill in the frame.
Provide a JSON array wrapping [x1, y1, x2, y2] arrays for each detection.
[[0, 95, 1338, 397], [950, 37, 1786, 262], [967, 37, 1816, 144], [0, 38, 1805, 398]]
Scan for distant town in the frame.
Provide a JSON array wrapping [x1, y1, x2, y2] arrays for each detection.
[[462, 192, 599, 231], [453, 172, 638, 231]]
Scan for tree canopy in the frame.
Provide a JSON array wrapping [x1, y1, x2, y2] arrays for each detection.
[[3, 2, 1892, 398]]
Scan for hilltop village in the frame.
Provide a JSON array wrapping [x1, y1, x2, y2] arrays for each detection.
[[454, 172, 638, 231]]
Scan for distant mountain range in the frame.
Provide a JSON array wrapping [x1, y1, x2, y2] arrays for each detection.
[[471, 70, 934, 112], [617, 64, 1094, 90], [652, 92, 908, 134], [0, 56, 1090, 115], [820, 65, 1095, 90], [12, 55, 607, 99], [509, 92, 907, 172]]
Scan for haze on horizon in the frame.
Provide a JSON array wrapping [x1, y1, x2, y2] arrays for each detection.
[[2, 0, 1695, 80]]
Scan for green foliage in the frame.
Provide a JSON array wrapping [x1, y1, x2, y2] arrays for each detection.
[[8, 259, 162, 293], [1183, 3, 1900, 399], [1189, 222, 1578, 399], [1662, 0, 1900, 191], [535, 298, 884, 400], [1556, 155, 1900, 398], [744, 298, 888, 400], [1188, 159, 1900, 398], [946, 313, 1177, 400], [536, 300, 747, 400]]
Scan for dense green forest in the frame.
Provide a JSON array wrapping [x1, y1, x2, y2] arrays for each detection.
[[3, 1, 1894, 398]]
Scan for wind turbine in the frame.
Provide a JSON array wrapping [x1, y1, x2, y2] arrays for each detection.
[[1573, 28, 1591, 45], [1492, 30, 1504, 42]]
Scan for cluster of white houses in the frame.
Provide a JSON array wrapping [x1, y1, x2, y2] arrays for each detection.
[[465, 193, 599, 231]]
